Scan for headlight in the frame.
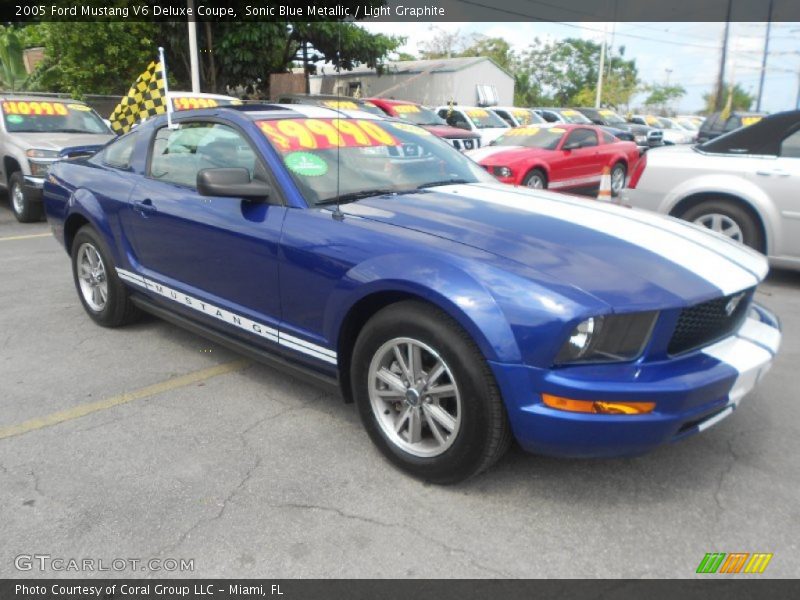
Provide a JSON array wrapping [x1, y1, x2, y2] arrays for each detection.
[[554, 311, 658, 365], [28, 161, 52, 177], [634, 134, 647, 144], [26, 149, 60, 159], [493, 166, 512, 178]]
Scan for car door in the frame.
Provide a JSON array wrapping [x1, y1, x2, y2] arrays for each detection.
[[121, 119, 287, 336], [557, 128, 602, 189], [753, 128, 800, 259]]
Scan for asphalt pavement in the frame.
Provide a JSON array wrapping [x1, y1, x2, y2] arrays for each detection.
[[1, 199, 798, 579]]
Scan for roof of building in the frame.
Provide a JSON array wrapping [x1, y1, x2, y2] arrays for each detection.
[[311, 56, 514, 80]]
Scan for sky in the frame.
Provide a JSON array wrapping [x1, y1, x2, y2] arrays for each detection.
[[359, 21, 800, 113]]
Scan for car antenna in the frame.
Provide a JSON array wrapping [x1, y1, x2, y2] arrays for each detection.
[[332, 20, 344, 222]]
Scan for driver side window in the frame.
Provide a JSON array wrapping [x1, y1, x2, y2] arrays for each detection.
[[149, 122, 258, 188], [564, 129, 598, 148]]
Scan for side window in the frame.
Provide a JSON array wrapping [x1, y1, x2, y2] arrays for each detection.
[[723, 117, 741, 133], [495, 111, 514, 127], [541, 111, 559, 123], [101, 132, 138, 169], [149, 122, 259, 188], [443, 110, 469, 130], [565, 129, 598, 148], [780, 129, 800, 158]]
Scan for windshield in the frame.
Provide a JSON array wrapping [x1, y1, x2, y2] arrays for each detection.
[[359, 101, 388, 117], [464, 108, 508, 129], [170, 96, 241, 110], [392, 103, 446, 126], [1, 100, 110, 134], [558, 109, 592, 124], [676, 118, 698, 131], [598, 109, 626, 125], [257, 118, 493, 206], [511, 109, 544, 125], [492, 126, 565, 149]]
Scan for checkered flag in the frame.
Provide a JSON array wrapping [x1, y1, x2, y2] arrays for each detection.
[[109, 59, 168, 135]]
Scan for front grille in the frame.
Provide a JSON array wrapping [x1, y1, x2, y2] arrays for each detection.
[[668, 290, 752, 355], [461, 138, 476, 150], [451, 139, 461, 150]]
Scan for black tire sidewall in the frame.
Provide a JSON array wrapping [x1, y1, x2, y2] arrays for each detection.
[[352, 301, 501, 483], [70, 226, 129, 327], [681, 200, 763, 251]]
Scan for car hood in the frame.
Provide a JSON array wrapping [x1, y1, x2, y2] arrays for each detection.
[[422, 124, 480, 139], [342, 182, 767, 310], [466, 145, 549, 164], [9, 132, 113, 153]]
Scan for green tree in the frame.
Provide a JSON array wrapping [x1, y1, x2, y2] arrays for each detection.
[[24, 22, 157, 97], [703, 83, 755, 113], [0, 26, 27, 91], [459, 35, 514, 72], [643, 83, 687, 110]]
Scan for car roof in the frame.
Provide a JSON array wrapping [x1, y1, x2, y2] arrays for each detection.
[[171, 103, 387, 122], [168, 91, 239, 101], [0, 94, 85, 104], [366, 98, 416, 106]]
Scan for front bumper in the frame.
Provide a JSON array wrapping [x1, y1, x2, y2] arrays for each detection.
[[491, 303, 781, 458], [23, 175, 45, 203]]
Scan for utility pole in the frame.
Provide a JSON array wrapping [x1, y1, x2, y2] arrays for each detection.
[[714, 0, 733, 111], [187, 0, 201, 93], [756, 0, 774, 112], [595, 23, 607, 108]]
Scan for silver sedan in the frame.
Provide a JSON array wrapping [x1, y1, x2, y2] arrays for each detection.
[[623, 110, 800, 271]]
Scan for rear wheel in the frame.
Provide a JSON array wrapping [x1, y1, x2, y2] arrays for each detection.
[[9, 172, 43, 223], [71, 225, 140, 327], [679, 199, 764, 252], [523, 168, 547, 190], [351, 301, 511, 484], [610, 162, 627, 196]]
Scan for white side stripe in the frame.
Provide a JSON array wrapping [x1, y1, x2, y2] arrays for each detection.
[[442, 183, 760, 295], [701, 330, 774, 407], [116, 269, 337, 365], [737, 316, 782, 356]]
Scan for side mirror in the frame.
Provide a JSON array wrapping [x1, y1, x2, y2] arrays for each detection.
[[563, 141, 581, 151], [197, 168, 271, 201]]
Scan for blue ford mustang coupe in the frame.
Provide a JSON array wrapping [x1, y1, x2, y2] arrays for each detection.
[[44, 104, 781, 483]]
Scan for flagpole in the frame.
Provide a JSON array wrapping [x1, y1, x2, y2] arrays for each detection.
[[159, 46, 175, 129]]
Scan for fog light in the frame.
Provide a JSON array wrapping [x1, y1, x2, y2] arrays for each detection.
[[542, 394, 655, 415]]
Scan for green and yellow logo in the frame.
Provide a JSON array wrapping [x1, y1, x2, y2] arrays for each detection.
[[696, 552, 773, 574]]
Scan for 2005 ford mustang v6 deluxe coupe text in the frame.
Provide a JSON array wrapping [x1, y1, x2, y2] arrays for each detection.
[[43, 104, 781, 483]]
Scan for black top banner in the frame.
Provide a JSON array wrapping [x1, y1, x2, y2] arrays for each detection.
[[2, 0, 800, 23]]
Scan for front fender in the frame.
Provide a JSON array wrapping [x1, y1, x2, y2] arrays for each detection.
[[63, 189, 118, 260], [325, 253, 523, 364]]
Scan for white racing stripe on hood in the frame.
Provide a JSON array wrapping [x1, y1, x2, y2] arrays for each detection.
[[465, 145, 523, 161], [438, 184, 760, 295], [475, 182, 768, 280]]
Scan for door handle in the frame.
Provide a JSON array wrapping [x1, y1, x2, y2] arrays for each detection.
[[756, 169, 790, 178], [133, 198, 157, 215]]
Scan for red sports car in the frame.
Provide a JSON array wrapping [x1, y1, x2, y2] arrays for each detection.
[[466, 123, 641, 195], [367, 98, 482, 152]]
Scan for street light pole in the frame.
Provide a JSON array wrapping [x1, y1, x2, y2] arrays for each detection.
[[714, 0, 733, 111], [756, 0, 774, 112], [187, 0, 201, 93], [595, 23, 607, 108]]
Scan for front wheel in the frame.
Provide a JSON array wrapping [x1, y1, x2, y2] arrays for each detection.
[[9, 172, 43, 223], [351, 301, 511, 484], [71, 225, 141, 327], [679, 199, 764, 252], [523, 168, 547, 190]]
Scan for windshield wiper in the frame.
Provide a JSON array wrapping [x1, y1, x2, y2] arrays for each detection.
[[316, 188, 414, 206], [416, 178, 469, 189]]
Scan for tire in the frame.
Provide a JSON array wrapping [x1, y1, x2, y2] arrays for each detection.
[[610, 162, 627, 197], [523, 168, 547, 190], [70, 225, 140, 327], [9, 172, 43, 223], [351, 300, 512, 484], [680, 199, 764, 252]]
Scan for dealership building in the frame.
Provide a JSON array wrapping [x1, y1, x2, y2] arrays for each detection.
[[309, 56, 515, 106]]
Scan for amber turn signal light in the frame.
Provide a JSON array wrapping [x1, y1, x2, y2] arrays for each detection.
[[542, 394, 655, 415]]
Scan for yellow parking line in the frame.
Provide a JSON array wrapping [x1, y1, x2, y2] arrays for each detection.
[[0, 359, 250, 441], [0, 232, 52, 242]]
